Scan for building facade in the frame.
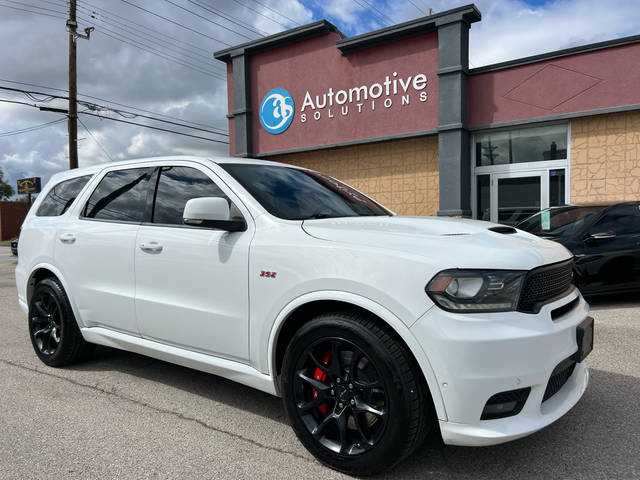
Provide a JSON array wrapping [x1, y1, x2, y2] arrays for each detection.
[[214, 4, 640, 224]]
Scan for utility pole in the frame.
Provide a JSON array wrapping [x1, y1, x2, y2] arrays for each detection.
[[66, 0, 93, 170]]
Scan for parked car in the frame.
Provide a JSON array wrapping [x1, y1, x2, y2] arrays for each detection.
[[516, 202, 640, 296], [16, 156, 593, 475], [10, 237, 18, 256]]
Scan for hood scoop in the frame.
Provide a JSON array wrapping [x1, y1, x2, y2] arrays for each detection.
[[488, 225, 518, 234]]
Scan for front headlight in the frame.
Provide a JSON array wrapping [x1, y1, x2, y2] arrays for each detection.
[[426, 269, 526, 313]]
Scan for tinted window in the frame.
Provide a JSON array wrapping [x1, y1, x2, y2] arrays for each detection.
[[36, 175, 92, 216], [83, 168, 153, 222], [222, 164, 390, 220], [475, 124, 567, 166], [592, 205, 640, 236], [517, 206, 605, 237], [152, 166, 227, 225]]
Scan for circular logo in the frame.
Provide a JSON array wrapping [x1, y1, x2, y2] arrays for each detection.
[[259, 88, 294, 134]]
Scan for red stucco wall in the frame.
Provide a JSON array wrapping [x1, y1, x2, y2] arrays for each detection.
[[0, 201, 30, 241], [468, 43, 640, 127], [249, 31, 439, 155]]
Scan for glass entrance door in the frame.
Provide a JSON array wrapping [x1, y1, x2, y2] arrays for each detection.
[[492, 173, 545, 226]]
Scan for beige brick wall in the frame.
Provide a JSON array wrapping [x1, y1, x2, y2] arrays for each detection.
[[271, 135, 439, 216], [571, 110, 640, 203]]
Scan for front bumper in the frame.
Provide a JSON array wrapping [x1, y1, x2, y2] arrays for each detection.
[[411, 288, 591, 446]]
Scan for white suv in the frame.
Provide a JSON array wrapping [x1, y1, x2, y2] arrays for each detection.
[[16, 156, 593, 475]]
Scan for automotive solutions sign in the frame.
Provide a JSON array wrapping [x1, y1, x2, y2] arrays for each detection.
[[259, 72, 428, 134]]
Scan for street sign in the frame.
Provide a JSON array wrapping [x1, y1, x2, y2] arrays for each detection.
[[17, 177, 41, 194]]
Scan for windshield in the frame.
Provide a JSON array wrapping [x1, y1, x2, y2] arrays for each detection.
[[516, 206, 605, 237], [221, 164, 392, 220]]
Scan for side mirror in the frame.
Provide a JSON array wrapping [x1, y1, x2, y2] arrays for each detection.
[[183, 197, 246, 232], [584, 231, 616, 243]]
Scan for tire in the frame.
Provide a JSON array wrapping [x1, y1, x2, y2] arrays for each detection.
[[281, 311, 431, 476], [28, 277, 94, 367]]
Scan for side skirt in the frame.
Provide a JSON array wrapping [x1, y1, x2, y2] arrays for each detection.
[[81, 327, 277, 396]]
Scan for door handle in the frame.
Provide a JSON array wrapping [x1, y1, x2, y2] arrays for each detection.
[[139, 242, 163, 254], [59, 233, 76, 244]]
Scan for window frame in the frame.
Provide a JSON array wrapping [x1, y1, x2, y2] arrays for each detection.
[[470, 120, 571, 221], [78, 160, 251, 229], [79, 165, 157, 225], [144, 164, 243, 230], [35, 174, 93, 217]]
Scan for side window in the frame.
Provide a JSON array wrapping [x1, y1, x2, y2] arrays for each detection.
[[152, 166, 229, 225], [592, 205, 640, 236], [36, 175, 92, 217], [83, 168, 154, 222]]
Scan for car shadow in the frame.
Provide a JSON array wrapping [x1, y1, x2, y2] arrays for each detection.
[[382, 367, 639, 479], [66, 345, 287, 425], [585, 293, 640, 310], [66, 348, 638, 479]]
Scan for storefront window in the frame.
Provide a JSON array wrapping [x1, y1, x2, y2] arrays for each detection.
[[475, 124, 567, 166], [549, 169, 566, 206], [476, 175, 490, 221]]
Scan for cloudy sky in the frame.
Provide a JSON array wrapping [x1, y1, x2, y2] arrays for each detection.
[[1, 0, 639, 197]]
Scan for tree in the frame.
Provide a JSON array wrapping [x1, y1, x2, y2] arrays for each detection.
[[0, 167, 15, 200]]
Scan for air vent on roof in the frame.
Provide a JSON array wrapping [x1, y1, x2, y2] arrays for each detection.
[[489, 226, 518, 234]]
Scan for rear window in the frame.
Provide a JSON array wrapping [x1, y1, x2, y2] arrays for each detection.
[[36, 175, 92, 217], [83, 168, 154, 222]]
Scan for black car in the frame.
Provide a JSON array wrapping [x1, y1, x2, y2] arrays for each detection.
[[517, 202, 640, 296], [10, 238, 18, 256]]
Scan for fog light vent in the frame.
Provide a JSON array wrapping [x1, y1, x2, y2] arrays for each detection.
[[481, 387, 531, 420]]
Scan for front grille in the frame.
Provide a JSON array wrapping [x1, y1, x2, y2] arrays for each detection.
[[518, 259, 574, 313], [543, 359, 576, 403]]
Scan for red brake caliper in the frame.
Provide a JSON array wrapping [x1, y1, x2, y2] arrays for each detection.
[[312, 349, 332, 415]]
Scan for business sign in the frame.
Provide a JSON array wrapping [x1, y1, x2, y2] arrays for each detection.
[[299, 72, 428, 123], [17, 177, 41, 194], [259, 73, 429, 137], [259, 88, 295, 134]]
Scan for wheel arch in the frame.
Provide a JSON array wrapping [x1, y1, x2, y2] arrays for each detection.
[[26, 263, 85, 328], [268, 291, 447, 420]]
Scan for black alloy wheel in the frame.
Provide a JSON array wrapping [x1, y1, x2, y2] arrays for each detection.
[[282, 312, 431, 476], [293, 337, 389, 455], [28, 277, 94, 367], [30, 289, 63, 355]]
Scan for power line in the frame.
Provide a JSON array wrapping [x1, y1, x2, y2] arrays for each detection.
[[85, 19, 227, 79], [186, 0, 269, 36], [77, 116, 114, 161], [77, 8, 225, 71], [79, 100, 229, 137], [247, 0, 300, 25], [0, 1, 66, 19], [227, 0, 289, 29], [2, 0, 65, 16], [356, 0, 394, 24], [119, 0, 233, 47], [0, 78, 229, 133], [79, 0, 213, 54], [81, 111, 229, 144], [0, 85, 229, 137], [163, 0, 254, 41], [406, 0, 426, 15], [0, 118, 66, 137], [0, 97, 229, 144], [77, 2, 226, 73]]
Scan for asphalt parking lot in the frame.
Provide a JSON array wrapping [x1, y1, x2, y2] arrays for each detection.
[[0, 246, 639, 479]]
